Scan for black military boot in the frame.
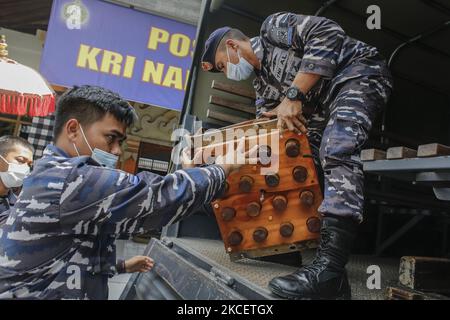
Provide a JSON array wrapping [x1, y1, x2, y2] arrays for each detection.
[[268, 214, 358, 300]]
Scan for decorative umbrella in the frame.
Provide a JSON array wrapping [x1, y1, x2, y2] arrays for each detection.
[[0, 35, 55, 117]]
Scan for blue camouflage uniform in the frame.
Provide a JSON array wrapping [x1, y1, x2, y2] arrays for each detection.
[[0, 192, 16, 226], [251, 12, 393, 222], [0, 145, 225, 299]]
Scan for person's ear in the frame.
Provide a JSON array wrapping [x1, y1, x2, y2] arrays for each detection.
[[225, 39, 237, 50], [0, 156, 7, 172], [66, 119, 80, 143]]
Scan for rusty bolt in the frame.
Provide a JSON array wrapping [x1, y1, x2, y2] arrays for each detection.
[[300, 190, 314, 206], [246, 202, 261, 217], [280, 222, 294, 237], [293, 166, 308, 183], [306, 217, 321, 233], [265, 173, 280, 187], [228, 231, 243, 246], [253, 227, 268, 243], [272, 195, 288, 212], [285, 139, 300, 158], [239, 175, 254, 193], [221, 207, 236, 221]]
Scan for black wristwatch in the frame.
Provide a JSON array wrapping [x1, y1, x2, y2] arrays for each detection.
[[286, 86, 306, 103]]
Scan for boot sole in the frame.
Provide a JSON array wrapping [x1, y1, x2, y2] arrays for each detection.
[[269, 283, 351, 300]]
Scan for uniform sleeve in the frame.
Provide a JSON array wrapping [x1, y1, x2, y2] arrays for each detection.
[[58, 164, 226, 236], [261, 12, 346, 79], [255, 90, 266, 118], [0, 209, 9, 226], [253, 78, 281, 117]]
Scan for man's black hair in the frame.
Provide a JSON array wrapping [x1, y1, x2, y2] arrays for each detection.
[[53, 85, 138, 139], [0, 135, 34, 157]]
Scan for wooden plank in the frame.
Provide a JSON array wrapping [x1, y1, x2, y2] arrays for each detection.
[[206, 118, 229, 127], [361, 149, 386, 162], [386, 146, 417, 160], [417, 143, 450, 158], [209, 95, 256, 115], [399, 256, 450, 293], [211, 80, 256, 99], [386, 286, 450, 300], [207, 109, 249, 125]]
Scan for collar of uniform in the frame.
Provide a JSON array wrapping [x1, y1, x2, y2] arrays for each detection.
[[0, 190, 15, 207], [250, 36, 264, 65], [43, 144, 71, 159], [250, 36, 264, 78], [7, 190, 16, 206]]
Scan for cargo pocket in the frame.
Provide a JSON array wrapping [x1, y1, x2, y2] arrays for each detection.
[[321, 109, 369, 164]]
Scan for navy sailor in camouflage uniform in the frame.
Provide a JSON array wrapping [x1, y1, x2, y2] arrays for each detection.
[[0, 85, 248, 300], [202, 12, 393, 299], [0, 136, 34, 226]]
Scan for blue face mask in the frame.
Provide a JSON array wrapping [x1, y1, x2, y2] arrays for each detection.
[[91, 148, 119, 169], [73, 125, 119, 169], [226, 46, 254, 81]]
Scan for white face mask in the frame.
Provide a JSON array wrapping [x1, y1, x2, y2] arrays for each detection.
[[0, 155, 30, 188], [226, 46, 254, 81], [73, 125, 119, 169]]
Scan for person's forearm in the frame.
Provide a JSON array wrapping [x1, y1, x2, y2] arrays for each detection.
[[291, 72, 321, 94], [267, 72, 322, 133], [135, 165, 227, 230]]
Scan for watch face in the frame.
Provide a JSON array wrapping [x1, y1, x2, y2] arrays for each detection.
[[287, 87, 298, 99]]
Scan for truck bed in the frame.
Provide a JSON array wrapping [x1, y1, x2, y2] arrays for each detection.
[[176, 238, 399, 300], [122, 237, 400, 300]]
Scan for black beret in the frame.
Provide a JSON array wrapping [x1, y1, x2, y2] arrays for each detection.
[[201, 26, 231, 73]]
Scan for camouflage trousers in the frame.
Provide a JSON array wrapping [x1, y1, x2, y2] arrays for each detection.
[[307, 76, 392, 223]]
